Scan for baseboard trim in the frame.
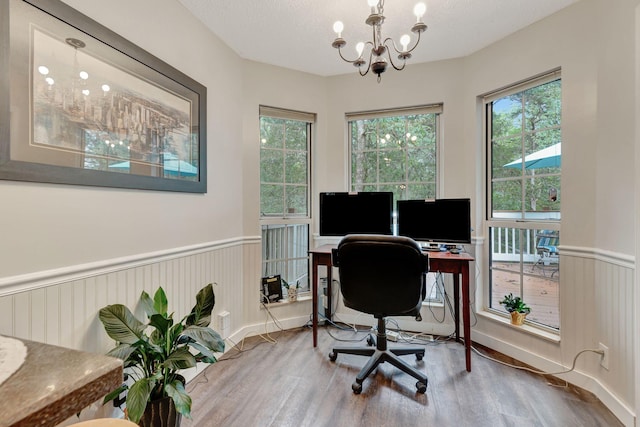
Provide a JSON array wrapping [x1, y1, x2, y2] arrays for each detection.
[[227, 315, 311, 347]]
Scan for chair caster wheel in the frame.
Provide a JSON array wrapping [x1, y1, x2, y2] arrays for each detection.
[[352, 382, 362, 394], [416, 381, 427, 393], [329, 352, 337, 362], [416, 352, 424, 361]]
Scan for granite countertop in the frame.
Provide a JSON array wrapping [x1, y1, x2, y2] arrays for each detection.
[[0, 337, 123, 427]]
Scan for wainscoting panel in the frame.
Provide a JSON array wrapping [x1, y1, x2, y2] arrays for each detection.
[[0, 238, 254, 356], [594, 253, 635, 407]]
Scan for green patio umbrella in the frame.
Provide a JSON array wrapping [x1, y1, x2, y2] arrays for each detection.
[[504, 143, 561, 169]]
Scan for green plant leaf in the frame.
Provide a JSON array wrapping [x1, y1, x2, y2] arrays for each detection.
[[149, 313, 172, 335], [153, 287, 169, 316], [106, 342, 137, 361], [189, 341, 218, 363], [182, 325, 225, 353], [164, 347, 197, 371], [185, 283, 215, 327], [139, 290, 156, 318], [168, 323, 185, 348], [102, 383, 127, 405], [127, 377, 154, 424], [166, 378, 192, 419], [99, 305, 146, 344]]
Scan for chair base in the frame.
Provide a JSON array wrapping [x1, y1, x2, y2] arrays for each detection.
[[329, 318, 428, 394]]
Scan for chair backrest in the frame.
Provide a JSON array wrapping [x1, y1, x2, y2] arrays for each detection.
[[332, 234, 428, 318], [536, 230, 559, 253]]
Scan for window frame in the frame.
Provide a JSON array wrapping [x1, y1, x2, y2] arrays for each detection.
[[483, 70, 562, 331], [347, 104, 443, 200], [259, 106, 314, 295]]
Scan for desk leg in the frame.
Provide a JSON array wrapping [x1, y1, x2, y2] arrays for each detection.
[[312, 255, 319, 348], [453, 274, 460, 342], [325, 266, 332, 321], [462, 264, 471, 372]]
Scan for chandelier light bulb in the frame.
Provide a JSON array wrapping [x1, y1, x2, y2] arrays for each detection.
[[356, 42, 365, 57], [400, 34, 410, 51], [333, 21, 344, 37], [414, 2, 426, 21], [45, 77, 54, 86], [38, 65, 49, 75], [82, 89, 90, 96], [101, 84, 110, 92], [79, 71, 89, 80], [367, 0, 378, 12]]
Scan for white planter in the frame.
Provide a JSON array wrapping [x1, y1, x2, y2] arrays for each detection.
[[287, 287, 297, 302]]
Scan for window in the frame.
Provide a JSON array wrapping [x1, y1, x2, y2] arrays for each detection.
[[485, 71, 561, 330], [260, 106, 314, 294], [348, 105, 442, 300], [348, 105, 441, 201]]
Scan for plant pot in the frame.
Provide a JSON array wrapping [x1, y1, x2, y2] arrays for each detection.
[[287, 287, 297, 302], [510, 311, 527, 326], [138, 396, 181, 427]]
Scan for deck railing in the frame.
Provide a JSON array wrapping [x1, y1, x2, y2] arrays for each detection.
[[490, 227, 558, 264], [261, 225, 558, 291], [261, 224, 310, 290]]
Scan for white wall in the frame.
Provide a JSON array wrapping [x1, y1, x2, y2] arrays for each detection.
[[240, 61, 329, 326]]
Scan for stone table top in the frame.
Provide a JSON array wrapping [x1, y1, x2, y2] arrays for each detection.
[[0, 337, 123, 427]]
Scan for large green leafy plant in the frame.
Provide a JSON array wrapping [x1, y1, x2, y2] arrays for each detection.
[[99, 283, 225, 423]]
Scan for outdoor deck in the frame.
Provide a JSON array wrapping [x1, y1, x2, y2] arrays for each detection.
[[491, 262, 559, 329]]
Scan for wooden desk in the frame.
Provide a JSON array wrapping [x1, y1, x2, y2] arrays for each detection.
[[309, 244, 474, 372]]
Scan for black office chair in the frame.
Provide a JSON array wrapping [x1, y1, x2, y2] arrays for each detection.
[[328, 234, 429, 394]]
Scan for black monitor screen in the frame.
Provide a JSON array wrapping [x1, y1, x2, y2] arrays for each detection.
[[397, 198, 471, 244], [319, 192, 393, 236]]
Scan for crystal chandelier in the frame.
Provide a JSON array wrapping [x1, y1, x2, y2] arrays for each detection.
[[331, 0, 427, 82]]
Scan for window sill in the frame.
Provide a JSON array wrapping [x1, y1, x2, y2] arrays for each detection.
[[476, 310, 561, 343], [260, 294, 311, 308]]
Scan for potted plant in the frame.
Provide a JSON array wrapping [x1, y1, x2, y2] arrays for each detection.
[[499, 293, 531, 325], [98, 283, 225, 426], [282, 279, 300, 302]]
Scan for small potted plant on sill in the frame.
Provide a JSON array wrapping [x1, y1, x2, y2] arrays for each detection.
[[499, 293, 531, 326], [99, 283, 225, 426], [282, 279, 300, 302]]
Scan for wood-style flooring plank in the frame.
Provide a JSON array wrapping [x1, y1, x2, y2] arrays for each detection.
[[183, 326, 623, 427]]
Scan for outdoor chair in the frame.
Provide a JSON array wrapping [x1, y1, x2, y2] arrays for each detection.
[[532, 230, 559, 277], [328, 234, 429, 394]]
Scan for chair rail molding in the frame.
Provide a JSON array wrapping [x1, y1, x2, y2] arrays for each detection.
[[0, 236, 261, 297]]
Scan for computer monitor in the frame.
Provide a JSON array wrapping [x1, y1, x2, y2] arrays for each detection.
[[397, 198, 471, 244], [319, 192, 393, 236]]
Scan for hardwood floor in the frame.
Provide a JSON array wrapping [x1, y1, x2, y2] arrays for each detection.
[[184, 326, 622, 427]]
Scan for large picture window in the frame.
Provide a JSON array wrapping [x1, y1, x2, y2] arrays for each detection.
[[260, 106, 314, 294], [485, 70, 561, 330]]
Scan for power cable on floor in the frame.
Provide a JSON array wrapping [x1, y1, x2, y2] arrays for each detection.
[[471, 345, 604, 387]]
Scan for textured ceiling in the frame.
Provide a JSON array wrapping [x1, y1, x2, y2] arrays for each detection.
[[178, 0, 579, 77]]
